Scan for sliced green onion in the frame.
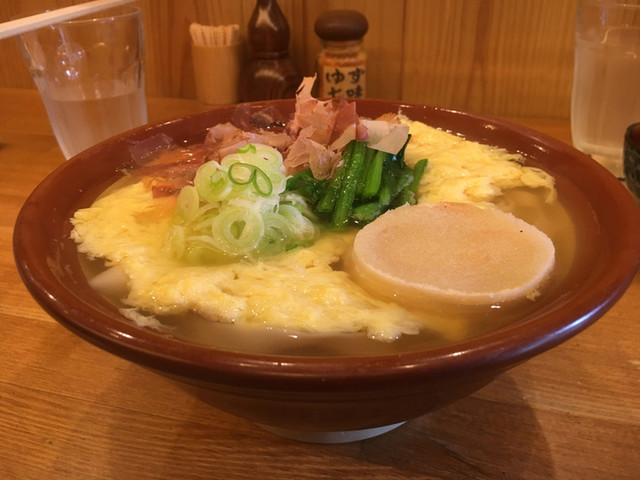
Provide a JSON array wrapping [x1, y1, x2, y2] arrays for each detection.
[[228, 162, 273, 196], [211, 206, 264, 255], [194, 161, 232, 203], [257, 212, 294, 256], [195, 203, 219, 219], [175, 185, 200, 224], [191, 214, 215, 234], [222, 153, 285, 196], [237, 143, 257, 154], [168, 143, 318, 264], [254, 144, 283, 167], [278, 204, 317, 241]]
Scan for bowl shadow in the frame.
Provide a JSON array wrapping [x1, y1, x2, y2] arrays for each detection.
[[170, 372, 554, 478], [358, 375, 554, 479]]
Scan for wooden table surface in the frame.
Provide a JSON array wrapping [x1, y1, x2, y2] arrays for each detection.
[[0, 88, 638, 480]]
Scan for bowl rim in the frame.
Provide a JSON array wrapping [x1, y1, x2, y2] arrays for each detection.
[[13, 99, 640, 392]]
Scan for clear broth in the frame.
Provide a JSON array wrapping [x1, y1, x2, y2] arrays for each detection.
[[79, 184, 576, 357]]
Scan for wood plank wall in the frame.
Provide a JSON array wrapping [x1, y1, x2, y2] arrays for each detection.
[[0, 0, 577, 118]]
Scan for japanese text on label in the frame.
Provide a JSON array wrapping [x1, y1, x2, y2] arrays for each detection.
[[321, 66, 366, 98]]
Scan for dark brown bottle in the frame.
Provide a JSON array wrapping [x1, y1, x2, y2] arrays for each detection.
[[240, 0, 302, 102]]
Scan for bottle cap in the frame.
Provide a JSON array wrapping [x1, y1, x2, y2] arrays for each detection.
[[314, 10, 368, 42]]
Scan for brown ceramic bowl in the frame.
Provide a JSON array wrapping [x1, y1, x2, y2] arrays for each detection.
[[13, 100, 640, 443]]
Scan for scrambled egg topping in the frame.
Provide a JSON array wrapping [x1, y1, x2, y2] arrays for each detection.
[[71, 121, 556, 341], [403, 121, 556, 206], [72, 182, 420, 341]]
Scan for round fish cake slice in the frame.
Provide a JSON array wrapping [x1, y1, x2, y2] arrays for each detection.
[[350, 202, 556, 311]]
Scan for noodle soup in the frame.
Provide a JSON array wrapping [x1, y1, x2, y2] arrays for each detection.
[[78, 184, 575, 357], [73, 115, 576, 356]]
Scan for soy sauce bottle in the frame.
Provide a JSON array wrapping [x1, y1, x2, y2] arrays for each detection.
[[240, 0, 302, 101]]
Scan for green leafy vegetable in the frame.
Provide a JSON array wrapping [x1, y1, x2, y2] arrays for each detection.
[[360, 149, 385, 199], [331, 140, 367, 229], [286, 136, 428, 229]]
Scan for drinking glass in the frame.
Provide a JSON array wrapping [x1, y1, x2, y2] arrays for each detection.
[[17, 6, 147, 159], [571, 0, 640, 178]]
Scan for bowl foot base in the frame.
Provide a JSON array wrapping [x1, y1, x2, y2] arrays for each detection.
[[257, 421, 406, 443]]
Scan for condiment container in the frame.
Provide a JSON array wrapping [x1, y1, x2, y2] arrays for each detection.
[[240, 0, 301, 101], [189, 24, 242, 105], [314, 10, 368, 99]]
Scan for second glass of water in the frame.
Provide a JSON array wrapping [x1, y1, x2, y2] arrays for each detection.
[[18, 6, 147, 160], [571, 0, 640, 178]]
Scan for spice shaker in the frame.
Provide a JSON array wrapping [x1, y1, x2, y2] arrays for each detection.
[[314, 10, 368, 99], [240, 0, 302, 101]]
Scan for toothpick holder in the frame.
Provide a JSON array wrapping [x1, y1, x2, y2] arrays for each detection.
[[191, 42, 243, 105]]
